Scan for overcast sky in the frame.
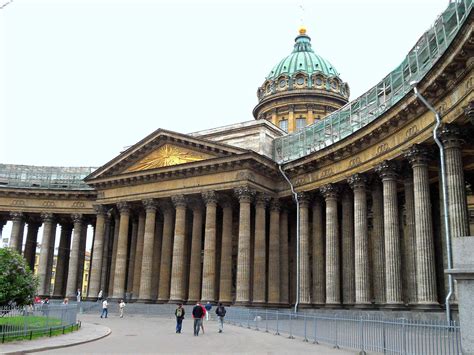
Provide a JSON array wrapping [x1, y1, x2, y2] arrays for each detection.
[[1, 0, 450, 168], [0, 0, 451, 251]]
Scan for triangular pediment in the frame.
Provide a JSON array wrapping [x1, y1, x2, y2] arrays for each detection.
[[85, 128, 248, 182], [125, 143, 215, 172]]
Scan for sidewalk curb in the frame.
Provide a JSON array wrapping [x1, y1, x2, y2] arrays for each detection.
[[1, 323, 111, 355]]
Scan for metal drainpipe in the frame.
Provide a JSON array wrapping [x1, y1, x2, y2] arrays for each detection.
[[278, 164, 300, 314], [412, 86, 453, 322]]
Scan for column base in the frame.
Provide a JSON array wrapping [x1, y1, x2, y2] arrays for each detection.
[[410, 303, 441, 311], [381, 302, 406, 310], [325, 303, 342, 309], [354, 303, 374, 309]]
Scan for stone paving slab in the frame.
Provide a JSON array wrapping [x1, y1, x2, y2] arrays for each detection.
[[0, 322, 110, 354], [27, 314, 360, 354]]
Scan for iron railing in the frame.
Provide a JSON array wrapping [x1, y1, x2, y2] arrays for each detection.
[[274, 0, 473, 163], [225, 308, 461, 355], [0, 304, 79, 343]]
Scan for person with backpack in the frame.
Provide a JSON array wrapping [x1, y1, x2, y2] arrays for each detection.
[[215, 303, 227, 333], [192, 302, 204, 336], [204, 301, 212, 321], [175, 304, 185, 333]]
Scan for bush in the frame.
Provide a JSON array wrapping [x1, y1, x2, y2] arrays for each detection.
[[0, 248, 37, 307]]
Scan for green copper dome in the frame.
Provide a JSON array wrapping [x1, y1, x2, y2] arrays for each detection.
[[267, 30, 339, 80]]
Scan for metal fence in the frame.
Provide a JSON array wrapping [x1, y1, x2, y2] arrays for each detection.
[[0, 304, 79, 343], [225, 308, 461, 355], [273, 0, 473, 163]]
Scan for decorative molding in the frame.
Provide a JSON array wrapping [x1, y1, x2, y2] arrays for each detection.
[[117, 201, 131, 214], [171, 195, 187, 208], [9, 211, 24, 222], [234, 186, 255, 203], [40, 212, 55, 223], [347, 173, 368, 190], [142, 198, 158, 212], [71, 213, 83, 224], [202, 191, 218, 206], [375, 160, 398, 181], [320, 184, 339, 199], [404, 144, 431, 167]]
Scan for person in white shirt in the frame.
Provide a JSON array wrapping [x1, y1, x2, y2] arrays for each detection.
[[119, 300, 126, 318], [100, 299, 108, 318], [97, 290, 103, 302]]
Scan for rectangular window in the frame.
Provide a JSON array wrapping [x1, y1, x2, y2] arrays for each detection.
[[279, 119, 288, 133], [296, 117, 306, 131]]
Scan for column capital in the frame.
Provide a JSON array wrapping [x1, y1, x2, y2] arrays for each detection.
[[142, 198, 158, 212], [296, 191, 311, 206], [93, 204, 108, 216], [270, 199, 281, 212], [321, 184, 339, 200], [375, 160, 398, 181], [10, 211, 24, 222], [117, 201, 131, 214], [71, 213, 83, 224], [439, 123, 464, 149], [40, 212, 55, 223], [234, 186, 255, 203], [201, 191, 218, 206], [347, 173, 368, 190], [171, 194, 187, 208], [404, 144, 431, 167], [255, 192, 271, 207]]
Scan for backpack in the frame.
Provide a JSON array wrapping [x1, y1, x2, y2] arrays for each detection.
[[176, 308, 183, 317]]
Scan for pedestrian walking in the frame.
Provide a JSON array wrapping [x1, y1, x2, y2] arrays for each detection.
[[175, 303, 185, 333], [192, 302, 204, 336], [97, 290, 103, 302], [200, 303, 206, 334], [100, 299, 108, 318], [76, 288, 81, 303], [205, 301, 212, 321], [215, 303, 227, 333], [119, 299, 126, 318]]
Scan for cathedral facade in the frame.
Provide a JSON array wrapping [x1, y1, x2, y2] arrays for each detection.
[[1, 2, 473, 310]]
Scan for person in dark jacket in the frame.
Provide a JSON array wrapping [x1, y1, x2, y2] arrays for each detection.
[[192, 302, 204, 336], [215, 303, 227, 333], [175, 304, 185, 333]]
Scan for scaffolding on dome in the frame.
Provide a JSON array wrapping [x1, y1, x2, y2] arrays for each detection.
[[0, 164, 96, 190], [274, 0, 472, 163]]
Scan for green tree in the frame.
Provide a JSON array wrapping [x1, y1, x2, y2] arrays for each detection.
[[0, 248, 37, 307]]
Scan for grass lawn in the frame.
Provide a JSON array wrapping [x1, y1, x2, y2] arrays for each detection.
[[0, 315, 78, 343]]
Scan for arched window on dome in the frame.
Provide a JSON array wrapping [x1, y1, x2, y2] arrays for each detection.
[[279, 118, 288, 133], [296, 116, 306, 131]]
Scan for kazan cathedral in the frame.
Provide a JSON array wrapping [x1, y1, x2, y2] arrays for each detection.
[[1, 3, 473, 312]]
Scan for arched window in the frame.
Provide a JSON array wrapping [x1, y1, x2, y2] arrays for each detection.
[[296, 116, 306, 131], [279, 118, 288, 133]]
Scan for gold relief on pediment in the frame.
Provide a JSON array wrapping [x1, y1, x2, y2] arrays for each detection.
[[125, 144, 213, 172]]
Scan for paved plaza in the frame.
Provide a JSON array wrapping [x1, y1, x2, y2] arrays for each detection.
[[29, 314, 354, 354]]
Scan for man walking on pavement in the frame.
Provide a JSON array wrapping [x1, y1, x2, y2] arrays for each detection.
[[100, 299, 108, 318], [205, 301, 212, 321], [192, 302, 204, 336], [175, 303, 185, 333], [215, 303, 227, 333], [119, 299, 126, 318]]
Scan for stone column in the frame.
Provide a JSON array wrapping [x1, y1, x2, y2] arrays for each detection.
[[112, 202, 131, 299], [151, 217, 163, 300], [376, 161, 403, 305], [234, 186, 254, 304], [253, 193, 269, 304], [371, 179, 386, 305], [280, 207, 289, 305], [53, 223, 73, 297], [37, 213, 56, 296], [24, 220, 40, 271], [201, 191, 218, 302], [100, 215, 111, 293], [76, 222, 87, 292], [108, 214, 120, 296], [9, 212, 25, 253], [341, 187, 355, 306], [297, 192, 311, 305], [440, 124, 470, 239], [66, 214, 83, 297], [126, 217, 139, 293], [402, 168, 417, 304], [321, 184, 340, 305], [405, 145, 437, 305], [132, 211, 146, 299], [158, 203, 174, 302], [170, 195, 187, 302], [312, 197, 325, 305], [268, 199, 280, 305], [188, 202, 203, 303], [219, 199, 233, 304], [88, 206, 107, 298], [348, 173, 371, 306], [138, 199, 158, 301]]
